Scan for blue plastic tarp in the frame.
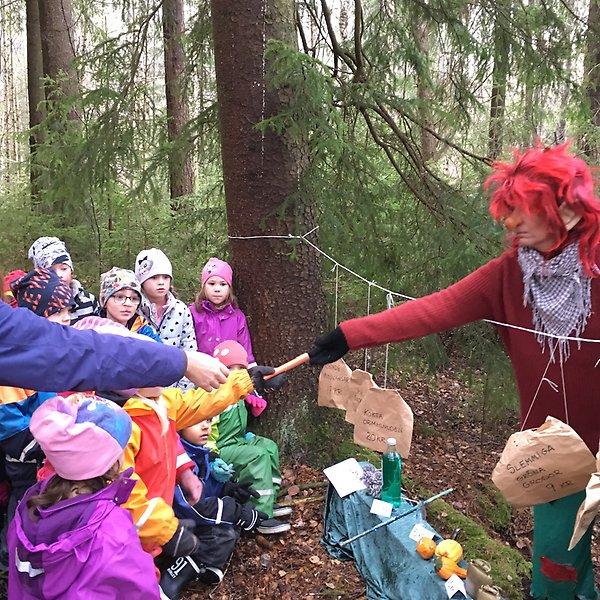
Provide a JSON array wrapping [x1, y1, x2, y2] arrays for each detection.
[[321, 482, 473, 600]]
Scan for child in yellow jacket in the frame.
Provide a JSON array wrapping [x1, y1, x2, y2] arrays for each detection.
[[76, 316, 285, 562], [120, 374, 254, 554]]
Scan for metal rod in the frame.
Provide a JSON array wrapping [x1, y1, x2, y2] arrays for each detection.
[[339, 487, 454, 547]]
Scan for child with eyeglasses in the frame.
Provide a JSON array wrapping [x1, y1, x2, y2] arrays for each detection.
[[99, 267, 162, 342]]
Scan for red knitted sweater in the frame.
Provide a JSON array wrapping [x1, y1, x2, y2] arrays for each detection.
[[340, 248, 600, 452]]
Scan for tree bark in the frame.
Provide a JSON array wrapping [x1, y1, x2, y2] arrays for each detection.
[[211, 0, 328, 458], [410, 14, 436, 164], [583, 0, 600, 160], [488, 4, 510, 160], [162, 0, 195, 206], [37, 0, 78, 100], [26, 0, 45, 201]]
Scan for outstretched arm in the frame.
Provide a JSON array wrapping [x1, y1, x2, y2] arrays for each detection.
[[310, 255, 503, 364], [0, 302, 185, 391]]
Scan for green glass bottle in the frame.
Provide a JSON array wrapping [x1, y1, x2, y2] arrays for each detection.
[[380, 437, 402, 508]]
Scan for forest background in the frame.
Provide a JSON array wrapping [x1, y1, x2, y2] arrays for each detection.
[[0, 0, 598, 461]]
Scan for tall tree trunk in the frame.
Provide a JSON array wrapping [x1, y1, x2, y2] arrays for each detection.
[[26, 0, 45, 202], [410, 13, 436, 164], [37, 0, 78, 212], [211, 0, 328, 458], [488, 4, 510, 160], [162, 0, 195, 206], [37, 0, 78, 100], [583, 0, 600, 160]]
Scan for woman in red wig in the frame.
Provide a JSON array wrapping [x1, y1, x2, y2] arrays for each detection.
[[310, 143, 599, 600]]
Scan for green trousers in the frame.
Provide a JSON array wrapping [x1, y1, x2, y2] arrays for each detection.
[[531, 491, 597, 600], [219, 435, 281, 518]]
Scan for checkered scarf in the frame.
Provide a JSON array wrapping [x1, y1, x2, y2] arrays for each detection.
[[518, 242, 592, 361]]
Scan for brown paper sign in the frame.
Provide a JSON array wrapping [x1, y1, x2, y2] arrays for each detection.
[[317, 359, 352, 409], [568, 450, 600, 550], [491, 416, 596, 508], [353, 387, 413, 457], [345, 370, 377, 425]]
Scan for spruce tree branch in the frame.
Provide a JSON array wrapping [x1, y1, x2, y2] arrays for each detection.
[[399, 110, 492, 165], [296, 8, 311, 55], [359, 106, 445, 224], [360, 107, 494, 253], [320, 0, 356, 73]]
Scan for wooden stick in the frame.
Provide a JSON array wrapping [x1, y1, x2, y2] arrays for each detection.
[[277, 495, 325, 507], [264, 352, 310, 380]]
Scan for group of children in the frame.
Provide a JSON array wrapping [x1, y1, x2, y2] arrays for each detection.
[[0, 237, 291, 599]]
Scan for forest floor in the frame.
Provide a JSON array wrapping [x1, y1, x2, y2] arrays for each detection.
[[183, 365, 599, 600]]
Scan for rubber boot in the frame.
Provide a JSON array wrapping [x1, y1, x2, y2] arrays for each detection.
[[159, 555, 224, 599]]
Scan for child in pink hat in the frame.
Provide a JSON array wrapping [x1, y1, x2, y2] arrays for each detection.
[[200, 340, 290, 535], [188, 261, 288, 533], [8, 394, 160, 599]]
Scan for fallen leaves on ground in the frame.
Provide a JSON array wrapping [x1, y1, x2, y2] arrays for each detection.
[[183, 464, 364, 600]]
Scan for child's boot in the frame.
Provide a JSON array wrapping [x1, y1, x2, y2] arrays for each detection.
[[257, 517, 291, 534], [159, 555, 223, 599]]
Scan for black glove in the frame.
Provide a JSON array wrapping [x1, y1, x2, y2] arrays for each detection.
[[308, 326, 349, 365], [235, 504, 269, 531], [162, 519, 199, 557], [248, 366, 287, 395], [221, 481, 260, 504]]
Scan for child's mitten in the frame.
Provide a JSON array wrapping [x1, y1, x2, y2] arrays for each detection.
[[222, 481, 260, 503], [248, 366, 287, 394], [244, 431, 256, 441], [245, 393, 267, 417], [235, 504, 269, 531], [210, 458, 235, 483], [178, 468, 203, 504]]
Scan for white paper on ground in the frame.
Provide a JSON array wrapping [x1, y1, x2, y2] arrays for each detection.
[[323, 458, 366, 498], [408, 522, 435, 542], [445, 575, 467, 599], [370, 498, 393, 518]]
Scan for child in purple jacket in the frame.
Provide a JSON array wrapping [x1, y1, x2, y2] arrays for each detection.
[[188, 260, 291, 534], [189, 257, 267, 417], [8, 394, 159, 599]]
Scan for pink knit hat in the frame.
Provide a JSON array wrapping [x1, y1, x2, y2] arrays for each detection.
[[213, 340, 248, 369], [201, 257, 233, 287], [30, 394, 132, 481]]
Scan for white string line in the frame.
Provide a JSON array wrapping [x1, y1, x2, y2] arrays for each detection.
[[521, 340, 558, 431], [333, 263, 339, 326], [228, 228, 600, 345], [364, 282, 372, 371], [383, 293, 395, 388]]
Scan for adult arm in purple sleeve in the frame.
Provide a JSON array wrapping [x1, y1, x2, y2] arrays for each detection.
[[0, 303, 228, 392]]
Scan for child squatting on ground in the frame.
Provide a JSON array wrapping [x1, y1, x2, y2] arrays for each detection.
[[70, 317, 284, 596], [189, 258, 290, 533], [210, 340, 291, 534], [161, 417, 269, 598], [8, 394, 160, 599]]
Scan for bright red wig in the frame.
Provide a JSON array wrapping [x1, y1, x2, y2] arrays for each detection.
[[485, 142, 600, 277]]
